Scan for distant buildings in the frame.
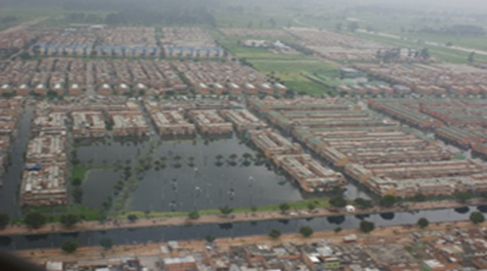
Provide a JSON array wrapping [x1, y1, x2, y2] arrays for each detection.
[[161, 27, 223, 59]]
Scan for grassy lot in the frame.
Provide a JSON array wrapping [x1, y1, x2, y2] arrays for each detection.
[[121, 197, 330, 219], [215, 35, 315, 61], [18, 205, 105, 224], [0, 6, 113, 30], [212, 1, 295, 29], [251, 59, 338, 95], [71, 166, 112, 182]]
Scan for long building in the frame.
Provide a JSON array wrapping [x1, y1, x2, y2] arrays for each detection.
[[20, 102, 69, 206], [187, 110, 233, 134], [150, 110, 195, 136], [274, 154, 345, 193], [221, 109, 267, 132], [109, 111, 150, 136], [249, 129, 302, 158]]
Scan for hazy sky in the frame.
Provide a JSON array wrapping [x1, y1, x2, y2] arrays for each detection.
[[363, 0, 487, 9]]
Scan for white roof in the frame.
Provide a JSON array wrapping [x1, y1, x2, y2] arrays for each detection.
[[46, 261, 63, 271]]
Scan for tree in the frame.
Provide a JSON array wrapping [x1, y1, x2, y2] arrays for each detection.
[[188, 210, 200, 220], [354, 198, 373, 209], [412, 194, 426, 202], [242, 153, 252, 160], [60, 214, 80, 227], [269, 228, 281, 239], [420, 48, 430, 60], [359, 220, 375, 233], [299, 226, 314, 237], [0, 213, 9, 229], [71, 177, 82, 186], [99, 237, 113, 250], [219, 206, 233, 216], [468, 51, 475, 63], [61, 241, 79, 253], [279, 203, 290, 213], [205, 235, 216, 243], [348, 22, 359, 32], [251, 206, 258, 213], [379, 195, 397, 208], [73, 187, 83, 204], [455, 192, 473, 203], [334, 227, 342, 233], [329, 196, 347, 208], [470, 212, 485, 224], [127, 214, 138, 223], [417, 217, 429, 228], [307, 202, 316, 212], [335, 23, 343, 32], [24, 212, 47, 229]]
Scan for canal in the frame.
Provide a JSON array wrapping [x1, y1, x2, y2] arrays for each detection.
[[0, 105, 34, 218], [0, 206, 483, 250]]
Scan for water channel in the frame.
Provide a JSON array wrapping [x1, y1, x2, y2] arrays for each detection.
[[0, 206, 484, 250]]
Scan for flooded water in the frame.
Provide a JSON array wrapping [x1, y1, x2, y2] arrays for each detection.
[[78, 136, 305, 212], [0, 106, 34, 218]]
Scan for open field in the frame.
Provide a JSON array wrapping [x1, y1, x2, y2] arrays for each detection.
[[251, 59, 337, 95], [214, 35, 314, 61], [0, 7, 61, 30]]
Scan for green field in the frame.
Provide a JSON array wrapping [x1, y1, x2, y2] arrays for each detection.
[[251, 59, 338, 95]]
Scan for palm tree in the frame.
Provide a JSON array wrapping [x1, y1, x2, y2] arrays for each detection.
[[229, 154, 238, 160], [215, 154, 224, 160], [242, 153, 252, 160]]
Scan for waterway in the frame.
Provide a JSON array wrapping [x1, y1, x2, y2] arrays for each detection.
[[0, 105, 34, 218], [0, 206, 484, 250]]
